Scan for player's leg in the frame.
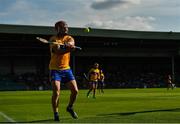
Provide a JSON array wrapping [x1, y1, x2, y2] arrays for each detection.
[[98, 81, 102, 93], [101, 82, 104, 93], [51, 80, 61, 121], [172, 83, 176, 88], [87, 82, 93, 97], [66, 79, 78, 119], [64, 69, 78, 119], [99, 81, 103, 93], [170, 83, 174, 90], [67, 80, 78, 107], [92, 82, 97, 98], [50, 70, 61, 121]]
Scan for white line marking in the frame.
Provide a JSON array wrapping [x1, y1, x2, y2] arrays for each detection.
[[0, 111, 16, 122]]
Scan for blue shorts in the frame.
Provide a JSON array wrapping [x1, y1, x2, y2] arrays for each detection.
[[50, 69, 75, 83]]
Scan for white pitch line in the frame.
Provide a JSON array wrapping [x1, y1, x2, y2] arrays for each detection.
[[0, 111, 16, 122]]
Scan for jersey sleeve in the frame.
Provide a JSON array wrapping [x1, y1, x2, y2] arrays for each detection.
[[65, 35, 75, 46]]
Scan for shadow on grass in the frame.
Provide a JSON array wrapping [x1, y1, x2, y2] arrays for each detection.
[[98, 108, 180, 116]]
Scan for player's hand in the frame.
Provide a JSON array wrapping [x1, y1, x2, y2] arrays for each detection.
[[57, 45, 66, 49], [65, 42, 75, 49]]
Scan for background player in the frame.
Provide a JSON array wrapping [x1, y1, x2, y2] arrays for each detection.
[[166, 74, 175, 90], [49, 20, 78, 121], [87, 63, 100, 98], [98, 69, 105, 93]]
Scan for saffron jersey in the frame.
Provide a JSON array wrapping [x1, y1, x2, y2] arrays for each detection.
[[49, 35, 74, 70], [100, 72, 105, 82], [88, 68, 100, 82]]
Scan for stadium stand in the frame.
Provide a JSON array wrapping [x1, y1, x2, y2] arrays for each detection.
[[0, 24, 180, 90]]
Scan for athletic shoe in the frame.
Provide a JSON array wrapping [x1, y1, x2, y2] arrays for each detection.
[[66, 106, 78, 119], [54, 114, 60, 121]]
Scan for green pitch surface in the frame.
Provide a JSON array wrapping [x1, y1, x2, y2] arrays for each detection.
[[0, 88, 180, 123]]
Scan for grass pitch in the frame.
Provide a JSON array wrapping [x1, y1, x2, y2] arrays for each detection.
[[0, 88, 180, 123]]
